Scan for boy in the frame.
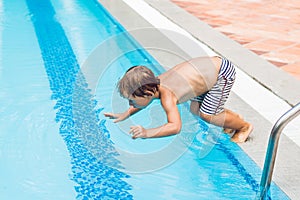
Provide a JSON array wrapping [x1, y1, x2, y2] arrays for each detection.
[[104, 56, 253, 143]]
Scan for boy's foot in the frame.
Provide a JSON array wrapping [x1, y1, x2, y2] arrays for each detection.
[[223, 113, 243, 135], [231, 124, 253, 143]]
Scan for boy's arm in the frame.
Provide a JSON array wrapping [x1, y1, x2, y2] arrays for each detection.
[[104, 106, 141, 123], [130, 91, 181, 139]]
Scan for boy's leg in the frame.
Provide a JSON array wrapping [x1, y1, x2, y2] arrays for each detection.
[[191, 58, 253, 142], [223, 112, 243, 134], [190, 101, 252, 142], [200, 109, 252, 143]]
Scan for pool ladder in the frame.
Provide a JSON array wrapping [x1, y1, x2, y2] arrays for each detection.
[[258, 102, 300, 199]]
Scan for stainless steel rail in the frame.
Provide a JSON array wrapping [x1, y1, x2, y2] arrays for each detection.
[[258, 102, 300, 199]]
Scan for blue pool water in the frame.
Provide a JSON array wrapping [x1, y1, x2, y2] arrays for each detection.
[[0, 0, 289, 199]]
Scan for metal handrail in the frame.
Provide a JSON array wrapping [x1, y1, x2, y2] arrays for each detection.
[[258, 102, 300, 199]]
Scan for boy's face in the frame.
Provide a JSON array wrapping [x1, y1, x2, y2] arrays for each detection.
[[128, 95, 153, 109]]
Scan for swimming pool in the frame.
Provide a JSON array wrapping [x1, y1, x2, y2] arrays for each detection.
[[0, 0, 290, 199]]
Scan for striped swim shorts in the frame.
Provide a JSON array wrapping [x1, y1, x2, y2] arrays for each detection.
[[192, 57, 236, 115]]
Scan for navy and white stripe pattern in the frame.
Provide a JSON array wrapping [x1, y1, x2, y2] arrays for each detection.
[[218, 57, 236, 80], [193, 57, 236, 115]]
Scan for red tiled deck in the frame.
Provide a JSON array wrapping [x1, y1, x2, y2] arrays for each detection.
[[171, 0, 300, 80]]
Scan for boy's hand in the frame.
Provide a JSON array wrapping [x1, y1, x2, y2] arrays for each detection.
[[129, 125, 148, 139], [104, 106, 140, 123], [104, 112, 129, 123]]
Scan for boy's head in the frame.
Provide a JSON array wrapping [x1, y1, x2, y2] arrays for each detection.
[[118, 66, 160, 106]]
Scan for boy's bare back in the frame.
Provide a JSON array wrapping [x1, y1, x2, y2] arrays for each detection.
[[158, 56, 222, 103]]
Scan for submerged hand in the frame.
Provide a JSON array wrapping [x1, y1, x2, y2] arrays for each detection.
[[129, 125, 148, 139], [104, 112, 129, 123]]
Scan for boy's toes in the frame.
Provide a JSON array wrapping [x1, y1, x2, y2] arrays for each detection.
[[231, 124, 253, 143]]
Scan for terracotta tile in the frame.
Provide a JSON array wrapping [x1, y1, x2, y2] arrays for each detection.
[[220, 31, 233, 37], [267, 60, 288, 67], [262, 52, 299, 63], [279, 46, 300, 56], [244, 39, 295, 52], [281, 62, 300, 80], [288, 30, 300, 40], [251, 50, 269, 56], [192, 11, 217, 20], [171, 0, 300, 80], [204, 18, 231, 27], [227, 34, 254, 45], [173, 1, 199, 8]]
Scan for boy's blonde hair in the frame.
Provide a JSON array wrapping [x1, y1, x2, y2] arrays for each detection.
[[118, 66, 160, 98]]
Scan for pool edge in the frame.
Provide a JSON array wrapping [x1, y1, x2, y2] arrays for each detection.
[[98, 0, 300, 199]]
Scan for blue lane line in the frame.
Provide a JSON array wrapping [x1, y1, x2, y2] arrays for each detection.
[[218, 143, 260, 192], [217, 139, 285, 199], [25, 0, 132, 199]]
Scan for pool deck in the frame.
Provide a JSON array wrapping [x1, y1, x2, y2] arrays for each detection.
[[100, 0, 300, 199], [171, 0, 300, 81]]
